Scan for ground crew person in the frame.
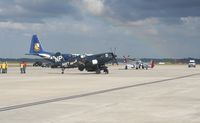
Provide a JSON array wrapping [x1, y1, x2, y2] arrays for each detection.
[[23, 61, 27, 74], [2, 62, 6, 74], [20, 61, 27, 74], [0, 62, 2, 73], [20, 62, 24, 74], [5, 62, 8, 73]]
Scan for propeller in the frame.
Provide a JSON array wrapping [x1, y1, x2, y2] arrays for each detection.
[[76, 55, 86, 71], [110, 48, 118, 65], [111, 52, 118, 65]]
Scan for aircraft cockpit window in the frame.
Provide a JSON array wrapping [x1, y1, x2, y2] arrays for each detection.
[[107, 53, 113, 58], [80, 55, 85, 58], [99, 55, 104, 58]]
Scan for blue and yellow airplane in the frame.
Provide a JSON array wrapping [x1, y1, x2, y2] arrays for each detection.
[[28, 35, 117, 74], [28, 35, 79, 68]]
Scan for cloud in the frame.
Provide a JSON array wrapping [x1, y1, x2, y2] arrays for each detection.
[[0, 0, 200, 58], [1, 0, 200, 24], [82, 0, 105, 15], [0, 0, 81, 23], [0, 21, 26, 30], [181, 16, 200, 25], [103, 0, 200, 24], [121, 18, 159, 27]]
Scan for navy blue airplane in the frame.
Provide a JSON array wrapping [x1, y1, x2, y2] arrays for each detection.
[[28, 35, 117, 74], [28, 35, 79, 68]]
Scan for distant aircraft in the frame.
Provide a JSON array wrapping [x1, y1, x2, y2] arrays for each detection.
[[27, 35, 117, 74], [123, 56, 155, 70]]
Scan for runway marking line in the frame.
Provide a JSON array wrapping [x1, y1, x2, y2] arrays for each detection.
[[0, 73, 200, 112]]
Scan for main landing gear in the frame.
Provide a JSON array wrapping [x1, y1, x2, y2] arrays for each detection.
[[95, 66, 109, 74]]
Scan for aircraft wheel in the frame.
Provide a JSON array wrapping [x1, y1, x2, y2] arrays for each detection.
[[96, 69, 101, 74], [125, 65, 128, 70], [104, 68, 109, 74], [78, 65, 85, 71]]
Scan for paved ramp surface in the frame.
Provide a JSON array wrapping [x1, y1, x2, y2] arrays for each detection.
[[0, 65, 200, 123]]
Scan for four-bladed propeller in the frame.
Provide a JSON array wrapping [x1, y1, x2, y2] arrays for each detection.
[[111, 53, 118, 65]]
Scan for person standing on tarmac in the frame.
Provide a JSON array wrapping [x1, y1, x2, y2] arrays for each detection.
[[20, 62, 24, 74], [5, 61, 8, 73], [23, 61, 27, 74], [20, 61, 27, 74], [0, 62, 2, 74], [2, 62, 6, 74]]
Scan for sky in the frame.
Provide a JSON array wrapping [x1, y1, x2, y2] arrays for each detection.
[[0, 0, 200, 58]]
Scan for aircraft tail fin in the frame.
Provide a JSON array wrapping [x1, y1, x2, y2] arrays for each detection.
[[150, 60, 155, 68], [29, 35, 45, 54]]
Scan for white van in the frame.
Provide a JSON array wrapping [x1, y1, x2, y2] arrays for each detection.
[[188, 60, 196, 68]]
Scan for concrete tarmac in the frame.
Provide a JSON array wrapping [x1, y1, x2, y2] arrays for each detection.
[[0, 65, 200, 123]]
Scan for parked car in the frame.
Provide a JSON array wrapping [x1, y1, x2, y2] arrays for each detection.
[[188, 60, 196, 68]]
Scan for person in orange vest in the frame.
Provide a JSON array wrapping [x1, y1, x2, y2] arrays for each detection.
[[20, 62, 24, 74], [20, 61, 27, 74], [23, 61, 27, 74]]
